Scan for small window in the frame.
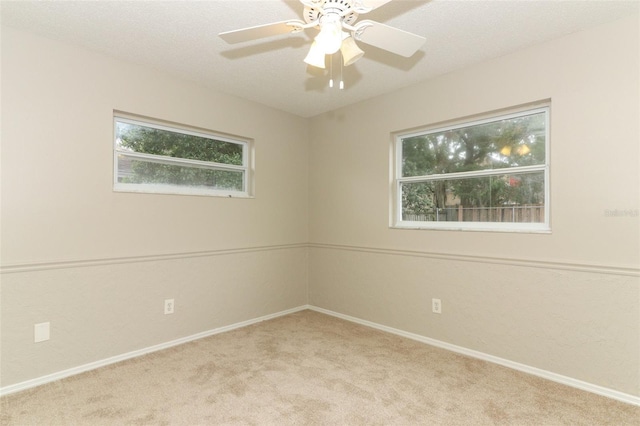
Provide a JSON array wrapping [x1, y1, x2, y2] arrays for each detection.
[[114, 115, 251, 197], [393, 106, 549, 232]]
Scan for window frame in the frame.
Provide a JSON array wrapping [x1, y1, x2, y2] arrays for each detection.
[[392, 105, 550, 233], [113, 114, 252, 198]]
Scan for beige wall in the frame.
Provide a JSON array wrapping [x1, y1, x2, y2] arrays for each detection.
[[0, 27, 309, 386], [2, 15, 639, 399], [1, 28, 309, 264], [308, 16, 639, 396]]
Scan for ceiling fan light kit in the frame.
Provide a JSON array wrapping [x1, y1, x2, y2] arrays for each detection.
[[304, 33, 363, 69], [304, 41, 327, 68], [219, 0, 425, 83], [314, 14, 343, 54], [340, 35, 365, 66]]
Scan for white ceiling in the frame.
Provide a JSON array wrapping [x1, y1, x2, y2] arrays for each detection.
[[2, 0, 638, 118]]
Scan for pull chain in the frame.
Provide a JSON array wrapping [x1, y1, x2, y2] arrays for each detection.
[[328, 53, 344, 90], [329, 54, 334, 88], [339, 53, 344, 90]]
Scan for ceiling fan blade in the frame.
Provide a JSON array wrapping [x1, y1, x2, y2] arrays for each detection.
[[219, 20, 304, 44], [354, 20, 425, 57]]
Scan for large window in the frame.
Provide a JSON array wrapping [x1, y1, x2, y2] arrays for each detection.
[[114, 115, 251, 197], [394, 106, 549, 232]]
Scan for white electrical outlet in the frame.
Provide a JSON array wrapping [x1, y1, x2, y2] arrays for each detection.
[[164, 299, 175, 315], [34, 322, 50, 343], [432, 298, 442, 314]]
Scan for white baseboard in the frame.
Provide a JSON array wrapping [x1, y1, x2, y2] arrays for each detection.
[[307, 305, 640, 407], [0, 305, 308, 397], [3, 304, 638, 407]]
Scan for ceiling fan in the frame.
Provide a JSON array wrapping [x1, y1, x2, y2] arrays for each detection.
[[219, 0, 426, 70]]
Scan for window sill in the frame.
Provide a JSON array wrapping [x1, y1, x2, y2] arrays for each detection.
[[113, 184, 253, 198], [392, 222, 551, 234]]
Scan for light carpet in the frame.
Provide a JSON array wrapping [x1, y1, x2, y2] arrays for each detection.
[[1, 310, 638, 425]]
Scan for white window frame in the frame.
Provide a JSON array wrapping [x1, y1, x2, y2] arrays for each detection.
[[392, 106, 550, 233], [114, 114, 252, 198]]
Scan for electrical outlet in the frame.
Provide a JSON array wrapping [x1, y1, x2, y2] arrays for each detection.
[[432, 298, 442, 314], [34, 322, 50, 343], [164, 299, 175, 315]]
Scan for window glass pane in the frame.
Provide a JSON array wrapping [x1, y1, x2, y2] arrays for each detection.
[[401, 111, 546, 177], [116, 121, 243, 166], [117, 154, 244, 192], [401, 172, 545, 223]]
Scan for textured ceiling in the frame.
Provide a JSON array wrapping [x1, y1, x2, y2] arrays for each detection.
[[2, 0, 638, 118]]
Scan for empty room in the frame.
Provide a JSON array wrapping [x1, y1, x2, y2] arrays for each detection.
[[1, 0, 639, 424]]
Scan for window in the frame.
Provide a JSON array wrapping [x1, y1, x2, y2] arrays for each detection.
[[393, 106, 549, 232], [114, 115, 251, 197]]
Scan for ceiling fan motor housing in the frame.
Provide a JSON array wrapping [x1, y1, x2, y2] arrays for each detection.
[[304, 0, 359, 27]]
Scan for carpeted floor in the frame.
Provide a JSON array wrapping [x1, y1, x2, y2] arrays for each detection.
[[1, 310, 638, 425]]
